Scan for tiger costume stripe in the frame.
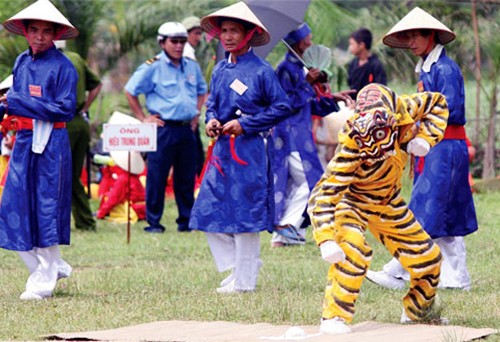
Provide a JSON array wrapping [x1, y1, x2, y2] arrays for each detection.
[[308, 84, 449, 323]]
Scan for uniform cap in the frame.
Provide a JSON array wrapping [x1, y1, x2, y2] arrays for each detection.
[[182, 16, 201, 32], [157, 21, 188, 42]]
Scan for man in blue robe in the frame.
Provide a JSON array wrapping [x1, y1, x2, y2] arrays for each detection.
[[0, 0, 78, 300], [272, 23, 352, 247], [189, 2, 291, 293], [367, 7, 478, 291]]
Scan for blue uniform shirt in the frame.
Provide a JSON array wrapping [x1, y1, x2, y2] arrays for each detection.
[[125, 51, 207, 121]]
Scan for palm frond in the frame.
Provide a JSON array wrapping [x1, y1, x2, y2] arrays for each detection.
[[0, 36, 27, 78]]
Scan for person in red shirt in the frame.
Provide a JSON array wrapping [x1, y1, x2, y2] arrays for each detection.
[[96, 151, 146, 224]]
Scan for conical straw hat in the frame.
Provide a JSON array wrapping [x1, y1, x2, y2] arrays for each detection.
[[3, 0, 78, 40], [107, 111, 146, 175], [0, 75, 13, 91], [201, 1, 270, 47], [383, 7, 455, 48]]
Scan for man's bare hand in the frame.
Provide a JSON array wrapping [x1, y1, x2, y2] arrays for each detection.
[[191, 115, 199, 132], [332, 90, 356, 109], [222, 119, 243, 136], [143, 114, 164, 127], [4, 134, 14, 149], [206, 118, 222, 138], [306, 68, 320, 84]]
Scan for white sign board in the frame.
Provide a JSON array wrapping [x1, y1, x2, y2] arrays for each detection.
[[103, 123, 157, 152]]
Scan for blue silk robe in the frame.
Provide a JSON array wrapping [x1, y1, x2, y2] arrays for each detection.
[[0, 46, 77, 251], [409, 48, 478, 238], [273, 52, 338, 225], [189, 50, 291, 234]]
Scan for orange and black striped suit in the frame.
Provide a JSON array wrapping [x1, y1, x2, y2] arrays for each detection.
[[308, 84, 449, 323]]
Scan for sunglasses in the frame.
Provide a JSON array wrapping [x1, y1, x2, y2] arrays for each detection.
[[169, 38, 187, 45]]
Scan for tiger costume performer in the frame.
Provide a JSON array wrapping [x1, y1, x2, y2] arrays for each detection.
[[308, 83, 449, 332]]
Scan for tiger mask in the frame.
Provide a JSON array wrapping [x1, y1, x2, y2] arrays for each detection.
[[345, 83, 415, 161]]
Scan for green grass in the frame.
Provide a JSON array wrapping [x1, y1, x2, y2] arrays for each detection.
[[0, 188, 499, 340]]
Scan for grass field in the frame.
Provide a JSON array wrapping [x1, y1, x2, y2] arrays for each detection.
[[0, 184, 499, 340]]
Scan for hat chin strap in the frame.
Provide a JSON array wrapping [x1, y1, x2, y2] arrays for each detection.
[[54, 26, 68, 41], [424, 32, 436, 55], [222, 26, 262, 52]]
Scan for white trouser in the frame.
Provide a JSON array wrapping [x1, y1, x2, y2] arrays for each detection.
[[17, 245, 70, 297], [272, 152, 309, 245], [205, 232, 261, 291], [383, 236, 471, 290]]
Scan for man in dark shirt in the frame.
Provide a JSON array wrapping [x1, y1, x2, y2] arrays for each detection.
[[347, 28, 387, 99]]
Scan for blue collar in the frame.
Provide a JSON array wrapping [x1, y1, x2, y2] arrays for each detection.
[[161, 50, 186, 72], [29, 44, 57, 59], [285, 51, 304, 67]]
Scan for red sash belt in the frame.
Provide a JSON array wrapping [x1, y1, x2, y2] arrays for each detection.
[[415, 125, 466, 174], [443, 125, 466, 140], [2, 115, 66, 132]]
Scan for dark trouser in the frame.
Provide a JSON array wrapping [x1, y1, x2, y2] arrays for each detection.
[[194, 126, 205, 177], [146, 123, 196, 230], [67, 114, 96, 231]]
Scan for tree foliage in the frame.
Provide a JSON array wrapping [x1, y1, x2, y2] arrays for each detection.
[[0, 0, 498, 176]]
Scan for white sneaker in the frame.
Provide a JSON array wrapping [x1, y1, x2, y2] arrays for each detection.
[[57, 263, 72, 280], [220, 260, 262, 289], [216, 279, 256, 294], [19, 291, 44, 301], [216, 279, 237, 294], [366, 270, 406, 290], [400, 310, 413, 324], [220, 272, 234, 287], [319, 317, 351, 334]]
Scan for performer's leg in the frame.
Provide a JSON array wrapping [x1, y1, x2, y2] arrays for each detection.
[[19, 249, 72, 280], [371, 204, 442, 321], [206, 233, 243, 291], [205, 233, 236, 273], [434, 236, 471, 290], [233, 232, 261, 291], [322, 205, 372, 323], [272, 152, 309, 245], [17, 250, 39, 274], [21, 245, 61, 300]]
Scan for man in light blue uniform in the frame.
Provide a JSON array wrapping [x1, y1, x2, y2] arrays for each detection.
[[125, 22, 207, 233]]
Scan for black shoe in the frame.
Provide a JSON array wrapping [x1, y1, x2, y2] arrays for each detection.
[[177, 226, 192, 232], [144, 225, 165, 233]]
